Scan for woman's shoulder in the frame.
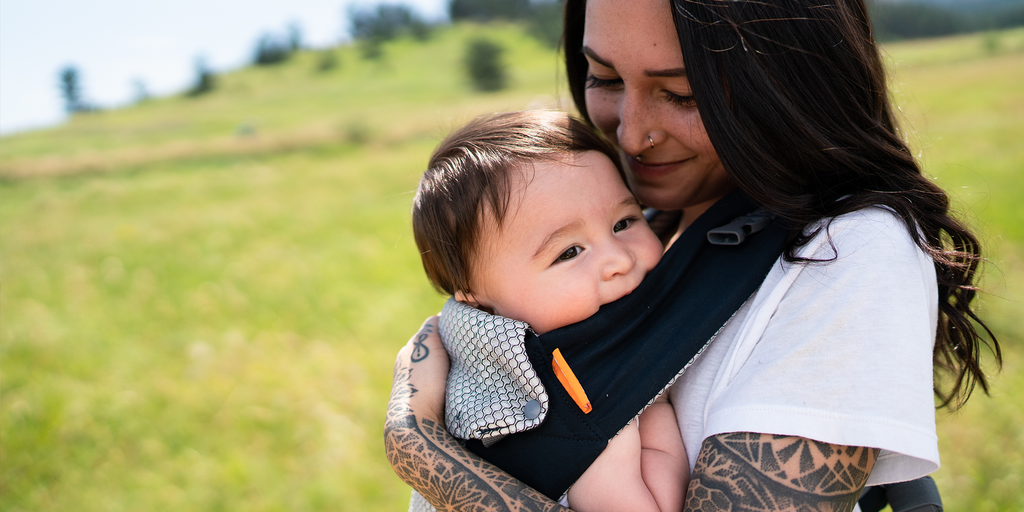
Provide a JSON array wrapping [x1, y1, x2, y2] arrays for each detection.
[[797, 206, 922, 262], [812, 205, 910, 236]]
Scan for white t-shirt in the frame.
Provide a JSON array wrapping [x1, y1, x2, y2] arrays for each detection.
[[669, 207, 940, 486]]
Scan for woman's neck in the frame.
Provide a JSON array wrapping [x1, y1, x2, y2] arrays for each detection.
[[665, 199, 720, 250]]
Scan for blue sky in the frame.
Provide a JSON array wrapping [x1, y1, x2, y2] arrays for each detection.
[[0, 0, 448, 135]]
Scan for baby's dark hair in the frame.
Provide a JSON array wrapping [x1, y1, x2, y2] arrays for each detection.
[[413, 110, 624, 295]]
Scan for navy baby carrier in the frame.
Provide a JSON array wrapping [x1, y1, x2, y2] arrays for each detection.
[[460, 189, 789, 500]]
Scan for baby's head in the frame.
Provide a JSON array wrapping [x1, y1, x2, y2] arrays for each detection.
[[413, 111, 662, 334]]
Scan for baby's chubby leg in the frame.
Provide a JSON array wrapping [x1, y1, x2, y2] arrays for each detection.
[[566, 394, 687, 512]]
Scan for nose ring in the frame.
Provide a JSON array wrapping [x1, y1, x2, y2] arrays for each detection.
[[648, 135, 655, 149]]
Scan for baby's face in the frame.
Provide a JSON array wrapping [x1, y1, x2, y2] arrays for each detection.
[[462, 151, 663, 335]]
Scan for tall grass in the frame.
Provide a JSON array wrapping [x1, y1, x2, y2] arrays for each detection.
[[1, 25, 1022, 511], [885, 27, 1024, 511]]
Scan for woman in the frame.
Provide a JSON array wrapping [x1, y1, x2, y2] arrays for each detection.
[[386, 0, 999, 510]]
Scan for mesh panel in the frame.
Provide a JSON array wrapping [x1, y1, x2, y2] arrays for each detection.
[[440, 298, 549, 445], [408, 491, 433, 512]]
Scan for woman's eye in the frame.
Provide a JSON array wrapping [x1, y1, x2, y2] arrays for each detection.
[[665, 91, 697, 107], [556, 246, 583, 262], [585, 74, 623, 90], [613, 218, 632, 232]]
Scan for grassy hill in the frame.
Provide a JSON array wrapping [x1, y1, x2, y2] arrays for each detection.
[[2, 24, 1022, 511]]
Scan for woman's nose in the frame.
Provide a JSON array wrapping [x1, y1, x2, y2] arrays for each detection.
[[616, 90, 653, 157]]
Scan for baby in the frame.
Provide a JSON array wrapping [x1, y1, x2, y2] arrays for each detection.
[[411, 110, 687, 511]]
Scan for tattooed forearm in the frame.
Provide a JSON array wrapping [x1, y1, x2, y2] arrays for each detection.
[[686, 433, 878, 512], [385, 359, 563, 510]]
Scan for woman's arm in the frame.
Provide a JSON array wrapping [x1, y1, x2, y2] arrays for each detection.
[[685, 432, 878, 512], [385, 317, 567, 511]]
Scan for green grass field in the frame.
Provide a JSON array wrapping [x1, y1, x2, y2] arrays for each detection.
[[2, 24, 1022, 511]]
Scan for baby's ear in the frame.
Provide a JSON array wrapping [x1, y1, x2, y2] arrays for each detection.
[[455, 290, 496, 315], [454, 290, 479, 307]]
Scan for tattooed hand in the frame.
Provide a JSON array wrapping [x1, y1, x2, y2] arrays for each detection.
[[384, 316, 564, 511], [391, 316, 448, 423]]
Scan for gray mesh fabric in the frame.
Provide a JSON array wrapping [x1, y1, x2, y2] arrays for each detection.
[[440, 298, 549, 446], [406, 299, 552, 511], [408, 491, 433, 512]]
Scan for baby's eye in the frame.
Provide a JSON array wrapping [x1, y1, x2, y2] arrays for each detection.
[[613, 218, 633, 232], [556, 246, 583, 262]]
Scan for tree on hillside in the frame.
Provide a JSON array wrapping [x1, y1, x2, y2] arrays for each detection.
[[350, 3, 429, 41], [254, 33, 293, 65], [867, 0, 1024, 40], [58, 66, 86, 113], [449, 0, 530, 21], [449, 0, 566, 48], [252, 23, 304, 66], [970, 2, 1024, 31], [526, 0, 565, 48], [316, 49, 340, 72], [349, 3, 432, 59], [133, 78, 150, 103], [186, 57, 216, 97], [869, 1, 959, 40], [465, 38, 507, 92], [288, 22, 303, 51]]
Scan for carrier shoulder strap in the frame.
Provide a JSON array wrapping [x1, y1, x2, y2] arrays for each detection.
[[466, 189, 790, 500], [859, 476, 943, 512]]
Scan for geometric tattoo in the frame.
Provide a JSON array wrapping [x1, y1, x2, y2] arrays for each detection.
[[686, 432, 878, 512], [385, 320, 877, 511], [384, 367, 564, 511]]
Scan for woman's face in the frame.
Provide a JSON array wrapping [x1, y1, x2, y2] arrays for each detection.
[[582, 0, 735, 214]]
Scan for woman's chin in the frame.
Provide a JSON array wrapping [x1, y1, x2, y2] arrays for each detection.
[[631, 185, 691, 211], [630, 178, 737, 213]]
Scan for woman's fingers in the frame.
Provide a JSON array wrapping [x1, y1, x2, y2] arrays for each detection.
[[385, 315, 566, 510], [392, 315, 448, 423], [395, 315, 448, 376]]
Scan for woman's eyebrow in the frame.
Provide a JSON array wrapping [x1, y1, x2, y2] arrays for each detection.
[[645, 68, 687, 78], [582, 45, 687, 78], [581, 46, 614, 69]]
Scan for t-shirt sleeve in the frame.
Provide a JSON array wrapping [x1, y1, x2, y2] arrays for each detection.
[[702, 208, 940, 485]]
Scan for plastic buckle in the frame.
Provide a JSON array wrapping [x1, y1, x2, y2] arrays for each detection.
[[707, 210, 772, 245]]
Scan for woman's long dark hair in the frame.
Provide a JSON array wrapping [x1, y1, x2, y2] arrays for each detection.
[[564, 0, 999, 409]]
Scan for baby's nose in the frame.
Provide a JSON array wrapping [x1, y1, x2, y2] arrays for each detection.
[[601, 242, 636, 280]]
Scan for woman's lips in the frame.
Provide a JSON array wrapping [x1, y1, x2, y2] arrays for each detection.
[[627, 156, 691, 180]]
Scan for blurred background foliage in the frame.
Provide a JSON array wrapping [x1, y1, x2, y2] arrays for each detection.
[[2, 1, 1023, 510], [868, 0, 1024, 40]]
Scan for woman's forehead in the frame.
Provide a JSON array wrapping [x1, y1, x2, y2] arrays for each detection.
[[582, 0, 683, 68]]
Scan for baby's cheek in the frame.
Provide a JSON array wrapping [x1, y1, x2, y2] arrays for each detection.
[[640, 233, 666, 271], [649, 250, 664, 271], [532, 300, 600, 335]]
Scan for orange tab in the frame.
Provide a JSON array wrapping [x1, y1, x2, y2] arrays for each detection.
[[552, 348, 592, 414]]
